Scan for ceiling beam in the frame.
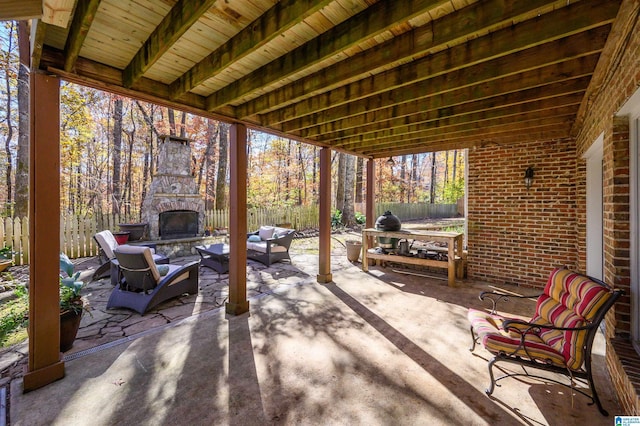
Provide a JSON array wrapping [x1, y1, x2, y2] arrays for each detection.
[[240, 0, 617, 119], [205, 0, 449, 111], [30, 18, 47, 70], [169, 0, 334, 100], [287, 54, 599, 139], [339, 107, 577, 153], [303, 66, 593, 143], [0, 0, 42, 20], [123, 0, 216, 88], [359, 125, 571, 158], [63, 0, 101, 72], [332, 93, 584, 148]]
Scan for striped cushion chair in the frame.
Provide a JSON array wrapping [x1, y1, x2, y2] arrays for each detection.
[[468, 267, 622, 416]]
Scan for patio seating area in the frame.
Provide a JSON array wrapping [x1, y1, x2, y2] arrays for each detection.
[[6, 232, 621, 424]]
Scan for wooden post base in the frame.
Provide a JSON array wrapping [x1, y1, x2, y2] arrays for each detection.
[[226, 300, 250, 316]]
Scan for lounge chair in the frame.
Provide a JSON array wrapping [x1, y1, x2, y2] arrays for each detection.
[[107, 245, 199, 314], [246, 226, 295, 266], [468, 267, 623, 416], [92, 230, 168, 281]]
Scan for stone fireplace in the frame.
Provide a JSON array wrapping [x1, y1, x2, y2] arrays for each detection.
[[142, 135, 205, 240]]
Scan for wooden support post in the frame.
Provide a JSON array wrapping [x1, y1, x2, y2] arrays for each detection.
[[365, 159, 376, 252], [23, 72, 65, 391], [317, 147, 332, 283], [226, 123, 249, 315], [365, 158, 375, 228]]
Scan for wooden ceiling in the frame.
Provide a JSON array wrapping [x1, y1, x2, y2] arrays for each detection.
[[19, 0, 624, 158]]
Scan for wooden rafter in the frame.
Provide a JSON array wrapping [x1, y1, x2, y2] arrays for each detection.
[[256, 1, 617, 127], [282, 51, 601, 138], [205, 0, 450, 111], [332, 93, 585, 147], [169, 0, 334, 100], [241, 0, 617, 120], [63, 0, 101, 72], [123, 0, 216, 88]]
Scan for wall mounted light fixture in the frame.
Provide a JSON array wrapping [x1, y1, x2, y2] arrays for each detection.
[[524, 166, 534, 189], [386, 157, 395, 166]]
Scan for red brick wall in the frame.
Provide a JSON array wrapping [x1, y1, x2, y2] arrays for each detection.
[[467, 138, 578, 288], [468, 4, 640, 415]]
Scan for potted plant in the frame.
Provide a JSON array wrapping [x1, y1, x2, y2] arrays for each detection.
[[0, 245, 14, 272], [59, 253, 89, 352]]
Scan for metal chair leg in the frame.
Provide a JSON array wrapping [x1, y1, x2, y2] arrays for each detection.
[[486, 357, 497, 395]]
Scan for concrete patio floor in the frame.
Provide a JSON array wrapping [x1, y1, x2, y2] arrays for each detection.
[[8, 243, 622, 425]]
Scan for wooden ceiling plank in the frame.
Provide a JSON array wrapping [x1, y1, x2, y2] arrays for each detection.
[[275, 27, 608, 133], [205, 0, 450, 111], [303, 63, 594, 141], [123, 0, 216, 88], [333, 93, 584, 147], [63, 0, 102, 72], [169, 0, 334, 100], [242, 0, 617, 119]]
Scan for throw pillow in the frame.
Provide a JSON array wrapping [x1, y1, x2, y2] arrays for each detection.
[[157, 264, 170, 276], [258, 226, 275, 240], [248, 234, 262, 242]]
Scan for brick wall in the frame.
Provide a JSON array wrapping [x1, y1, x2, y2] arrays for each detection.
[[467, 138, 578, 288], [467, 3, 640, 415]]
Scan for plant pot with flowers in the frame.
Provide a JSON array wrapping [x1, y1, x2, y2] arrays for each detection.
[[59, 253, 89, 352]]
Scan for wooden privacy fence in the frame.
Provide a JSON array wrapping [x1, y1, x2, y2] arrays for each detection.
[[1, 203, 457, 265], [354, 202, 458, 221]]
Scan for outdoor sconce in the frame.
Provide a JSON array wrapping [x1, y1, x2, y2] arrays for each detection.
[[386, 157, 395, 166], [524, 166, 534, 190]]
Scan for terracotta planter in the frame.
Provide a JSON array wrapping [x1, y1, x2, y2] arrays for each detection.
[[346, 241, 362, 262], [0, 259, 11, 273], [60, 309, 83, 352]]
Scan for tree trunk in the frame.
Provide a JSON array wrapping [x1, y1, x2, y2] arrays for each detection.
[[429, 152, 437, 204], [452, 149, 458, 181], [400, 155, 407, 202], [202, 119, 217, 210], [14, 21, 29, 218], [355, 157, 363, 204], [180, 111, 186, 138], [2, 23, 15, 214], [215, 123, 229, 210], [112, 97, 123, 215], [284, 139, 291, 203], [297, 143, 305, 205], [342, 154, 356, 226], [336, 152, 345, 214], [168, 108, 176, 136], [410, 154, 418, 203]]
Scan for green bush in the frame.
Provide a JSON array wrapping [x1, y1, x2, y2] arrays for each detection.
[[0, 284, 28, 347]]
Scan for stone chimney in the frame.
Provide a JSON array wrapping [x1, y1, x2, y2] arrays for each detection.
[[141, 135, 205, 240]]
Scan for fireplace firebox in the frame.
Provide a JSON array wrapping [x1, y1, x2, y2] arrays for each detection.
[[159, 210, 198, 239]]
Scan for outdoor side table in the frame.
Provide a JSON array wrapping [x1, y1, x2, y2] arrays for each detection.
[[196, 244, 230, 274]]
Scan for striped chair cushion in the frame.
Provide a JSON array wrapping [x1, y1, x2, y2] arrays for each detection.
[[467, 309, 566, 367], [469, 268, 612, 370], [533, 268, 611, 370]]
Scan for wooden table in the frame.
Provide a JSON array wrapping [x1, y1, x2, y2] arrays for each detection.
[[361, 228, 464, 287]]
